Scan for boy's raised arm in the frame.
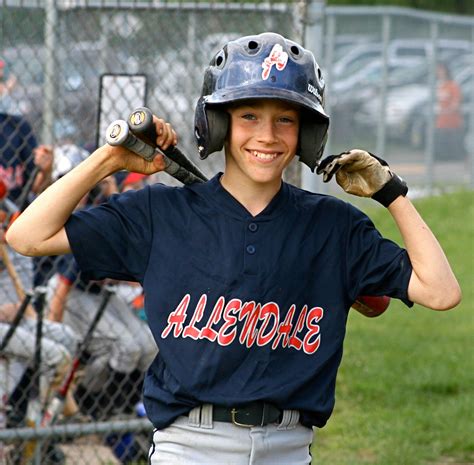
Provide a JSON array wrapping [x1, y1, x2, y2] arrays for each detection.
[[388, 195, 461, 310], [317, 149, 461, 311], [6, 143, 167, 257]]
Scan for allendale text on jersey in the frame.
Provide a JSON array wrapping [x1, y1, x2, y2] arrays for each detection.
[[161, 293, 324, 355]]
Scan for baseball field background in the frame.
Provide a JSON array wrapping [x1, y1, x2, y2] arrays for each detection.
[[312, 190, 474, 464]]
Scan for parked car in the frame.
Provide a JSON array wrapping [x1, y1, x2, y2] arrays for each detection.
[[330, 38, 471, 79], [354, 61, 472, 157]]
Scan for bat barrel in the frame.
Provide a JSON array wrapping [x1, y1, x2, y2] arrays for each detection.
[[106, 120, 156, 161]]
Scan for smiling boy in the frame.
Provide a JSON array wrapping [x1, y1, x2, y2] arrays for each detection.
[[6, 33, 460, 465]]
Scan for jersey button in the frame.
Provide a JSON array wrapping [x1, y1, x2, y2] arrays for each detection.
[[246, 245, 256, 255], [248, 223, 258, 232]]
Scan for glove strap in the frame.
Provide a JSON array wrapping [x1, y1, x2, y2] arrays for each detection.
[[372, 173, 408, 207]]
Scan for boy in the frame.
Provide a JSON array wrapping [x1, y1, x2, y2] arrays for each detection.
[[6, 33, 460, 465]]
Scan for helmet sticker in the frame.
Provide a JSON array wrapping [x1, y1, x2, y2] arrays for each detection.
[[261, 44, 288, 81]]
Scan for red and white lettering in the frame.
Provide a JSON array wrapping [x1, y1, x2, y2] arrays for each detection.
[[257, 302, 279, 346], [183, 294, 207, 340], [289, 305, 308, 350], [239, 302, 260, 348], [303, 307, 323, 354], [161, 294, 325, 355], [161, 294, 190, 339], [199, 296, 225, 342], [272, 305, 295, 350], [218, 299, 240, 346]]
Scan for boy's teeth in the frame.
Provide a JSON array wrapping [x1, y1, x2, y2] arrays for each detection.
[[252, 150, 277, 160]]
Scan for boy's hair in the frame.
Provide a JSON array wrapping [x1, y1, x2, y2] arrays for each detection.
[[194, 32, 329, 171]]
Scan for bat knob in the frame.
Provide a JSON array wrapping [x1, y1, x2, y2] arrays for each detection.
[[128, 107, 156, 147], [105, 120, 129, 147]]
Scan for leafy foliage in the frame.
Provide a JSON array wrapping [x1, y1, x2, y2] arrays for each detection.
[[327, 0, 474, 15]]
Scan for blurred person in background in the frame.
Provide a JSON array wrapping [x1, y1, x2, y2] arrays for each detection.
[[1, 79, 76, 464], [46, 162, 157, 421], [0, 57, 17, 98], [1, 218, 79, 465], [1, 56, 54, 206], [435, 61, 465, 160], [0, 114, 53, 208]]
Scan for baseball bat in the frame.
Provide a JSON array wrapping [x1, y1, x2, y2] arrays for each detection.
[[40, 285, 115, 427], [0, 242, 26, 301], [127, 107, 208, 182], [17, 166, 40, 212], [105, 120, 204, 186], [21, 286, 47, 464], [0, 291, 33, 353]]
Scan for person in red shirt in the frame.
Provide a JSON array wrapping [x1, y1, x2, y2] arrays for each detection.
[[435, 62, 465, 160]]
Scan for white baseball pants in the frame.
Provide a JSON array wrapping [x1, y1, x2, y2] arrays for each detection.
[[148, 405, 314, 465]]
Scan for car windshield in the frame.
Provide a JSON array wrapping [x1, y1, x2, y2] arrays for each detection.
[[388, 63, 428, 86], [343, 54, 382, 75]]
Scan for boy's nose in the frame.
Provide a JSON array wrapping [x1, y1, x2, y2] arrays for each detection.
[[257, 120, 278, 144]]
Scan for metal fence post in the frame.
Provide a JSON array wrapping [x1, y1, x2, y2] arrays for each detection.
[[425, 20, 439, 194], [301, 0, 326, 193], [42, 0, 58, 145], [376, 13, 390, 157]]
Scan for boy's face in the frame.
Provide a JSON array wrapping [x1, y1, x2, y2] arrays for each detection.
[[225, 98, 300, 188]]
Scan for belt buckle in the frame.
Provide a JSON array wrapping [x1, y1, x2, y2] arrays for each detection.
[[230, 408, 258, 428]]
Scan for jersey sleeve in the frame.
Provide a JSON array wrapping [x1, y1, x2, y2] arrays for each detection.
[[344, 204, 413, 307], [64, 186, 153, 283]]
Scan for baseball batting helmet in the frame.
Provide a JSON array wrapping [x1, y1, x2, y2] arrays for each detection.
[[194, 32, 330, 171]]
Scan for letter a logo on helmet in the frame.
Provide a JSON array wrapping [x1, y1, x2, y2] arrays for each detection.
[[261, 44, 288, 80], [194, 32, 330, 171]]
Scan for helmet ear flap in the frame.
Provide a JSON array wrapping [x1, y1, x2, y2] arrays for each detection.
[[298, 118, 329, 172], [195, 99, 229, 159]]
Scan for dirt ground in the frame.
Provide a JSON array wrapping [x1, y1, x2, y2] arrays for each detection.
[[61, 443, 120, 465]]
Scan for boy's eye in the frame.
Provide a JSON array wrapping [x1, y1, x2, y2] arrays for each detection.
[[278, 116, 295, 123], [241, 113, 256, 120]]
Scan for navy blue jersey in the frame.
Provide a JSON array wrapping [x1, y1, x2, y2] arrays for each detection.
[[65, 174, 412, 429], [0, 113, 37, 203]]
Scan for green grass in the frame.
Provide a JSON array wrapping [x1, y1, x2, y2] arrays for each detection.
[[311, 190, 474, 465]]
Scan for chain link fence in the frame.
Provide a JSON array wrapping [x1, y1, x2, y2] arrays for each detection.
[[315, 5, 474, 198], [1, 1, 473, 464], [1, 2, 306, 464]]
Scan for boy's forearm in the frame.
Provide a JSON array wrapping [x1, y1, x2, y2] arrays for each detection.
[[388, 196, 461, 310], [6, 148, 119, 257]]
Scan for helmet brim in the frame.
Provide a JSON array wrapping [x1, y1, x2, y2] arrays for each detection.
[[204, 87, 329, 122]]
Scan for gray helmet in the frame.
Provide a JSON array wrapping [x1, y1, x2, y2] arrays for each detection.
[[194, 32, 329, 171]]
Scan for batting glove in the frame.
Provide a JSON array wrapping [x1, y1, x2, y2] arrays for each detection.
[[316, 149, 408, 207]]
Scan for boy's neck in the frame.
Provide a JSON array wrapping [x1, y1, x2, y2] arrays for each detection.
[[219, 172, 282, 217]]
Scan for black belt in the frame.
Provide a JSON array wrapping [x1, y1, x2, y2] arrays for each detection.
[[212, 402, 282, 428]]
